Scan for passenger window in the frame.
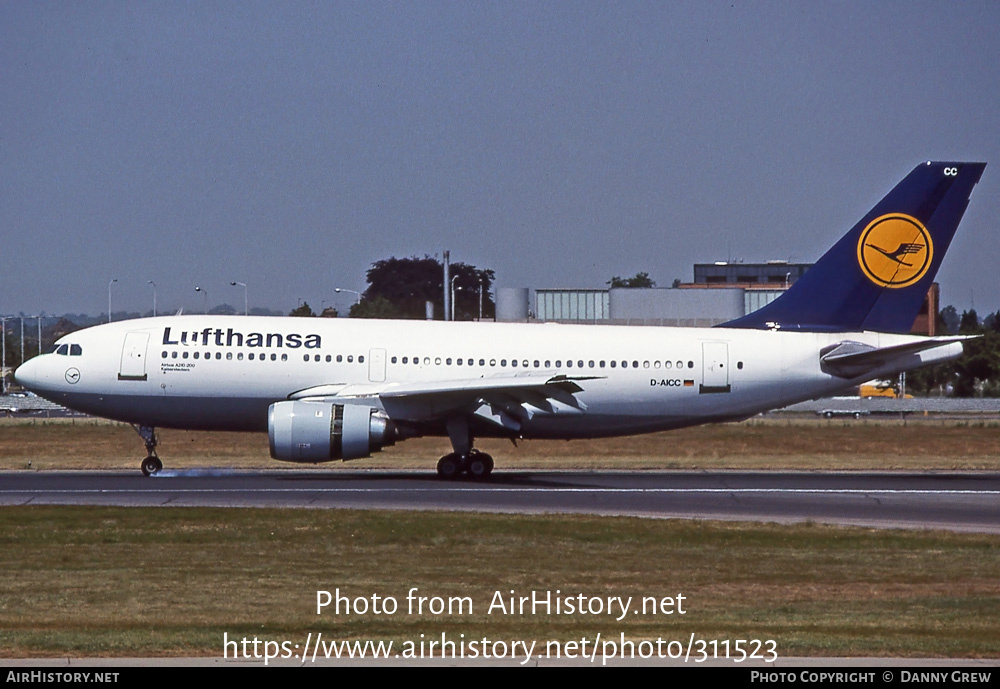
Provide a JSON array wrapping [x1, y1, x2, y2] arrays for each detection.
[[227, 352, 233, 360], [359, 356, 364, 363], [281, 354, 288, 361], [610, 361, 616, 368], [249, 353, 255, 361], [337, 355, 343, 363], [688, 361, 694, 368], [347, 355, 354, 363], [161, 351, 167, 359]]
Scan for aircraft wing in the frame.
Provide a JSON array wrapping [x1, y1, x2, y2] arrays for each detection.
[[291, 372, 602, 432], [819, 336, 975, 378]]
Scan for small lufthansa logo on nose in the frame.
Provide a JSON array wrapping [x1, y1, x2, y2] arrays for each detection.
[[856, 213, 933, 289], [65, 368, 81, 384]]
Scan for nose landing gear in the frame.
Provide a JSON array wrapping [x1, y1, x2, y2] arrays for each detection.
[[132, 424, 162, 476]]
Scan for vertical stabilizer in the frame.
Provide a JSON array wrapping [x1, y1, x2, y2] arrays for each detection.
[[724, 162, 985, 332]]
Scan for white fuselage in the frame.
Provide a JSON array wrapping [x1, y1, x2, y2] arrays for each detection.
[[15, 315, 950, 440]]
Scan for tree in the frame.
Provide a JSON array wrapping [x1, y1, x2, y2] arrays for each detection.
[[607, 272, 656, 288], [939, 305, 960, 334], [208, 303, 237, 315], [289, 302, 316, 317], [353, 256, 495, 320], [319, 306, 339, 318], [350, 295, 404, 319]]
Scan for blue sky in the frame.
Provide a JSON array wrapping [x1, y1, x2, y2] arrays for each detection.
[[3, 1, 998, 317]]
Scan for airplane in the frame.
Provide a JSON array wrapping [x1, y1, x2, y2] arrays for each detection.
[[14, 161, 986, 479]]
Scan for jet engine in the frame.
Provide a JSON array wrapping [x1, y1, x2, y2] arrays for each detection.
[[268, 401, 396, 462]]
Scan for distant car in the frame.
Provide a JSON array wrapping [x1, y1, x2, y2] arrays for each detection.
[[818, 409, 869, 419]]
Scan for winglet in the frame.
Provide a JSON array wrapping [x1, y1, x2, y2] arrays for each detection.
[[723, 162, 986, 333]]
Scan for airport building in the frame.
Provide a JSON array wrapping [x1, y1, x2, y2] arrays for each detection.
[[500, 260, 938, 335]]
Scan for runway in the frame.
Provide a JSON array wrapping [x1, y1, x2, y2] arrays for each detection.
[[1, 470, 998, 533]]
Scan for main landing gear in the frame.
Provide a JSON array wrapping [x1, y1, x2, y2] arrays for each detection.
[[436, 449, 495, 480], [132, 424, 163, 477], [438, 416, 495, 480]]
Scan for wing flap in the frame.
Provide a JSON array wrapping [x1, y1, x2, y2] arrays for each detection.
[[294, 372, 602, 424]]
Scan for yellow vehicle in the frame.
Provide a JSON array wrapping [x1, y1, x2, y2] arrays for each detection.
[[859, 382, 913, 399]]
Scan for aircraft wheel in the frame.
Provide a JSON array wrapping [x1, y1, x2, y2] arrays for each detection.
[[466, 452, 494, 480], [141, 456, 163, 477], [436, 454, 462, 480]]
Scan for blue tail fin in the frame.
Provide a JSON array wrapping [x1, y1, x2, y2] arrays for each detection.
[[723, 161, 986, 333]]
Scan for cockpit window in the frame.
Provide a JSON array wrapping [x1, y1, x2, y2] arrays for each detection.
[[54, 344, 69, 355], [70, 344, 82, 356]]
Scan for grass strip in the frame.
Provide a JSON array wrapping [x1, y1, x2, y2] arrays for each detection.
[[0, 506, 997, 658]]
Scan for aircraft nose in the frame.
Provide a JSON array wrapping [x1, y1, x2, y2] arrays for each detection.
[[14, 357, 42, 391]]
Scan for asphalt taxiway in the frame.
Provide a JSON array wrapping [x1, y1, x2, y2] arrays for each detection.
[[1, 470, 997, 533]]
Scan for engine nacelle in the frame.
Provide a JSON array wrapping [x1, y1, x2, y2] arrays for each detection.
[[268, 401, 396, 463]]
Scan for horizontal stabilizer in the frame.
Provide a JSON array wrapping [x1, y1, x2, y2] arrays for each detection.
[[819, 336, 973, 378]]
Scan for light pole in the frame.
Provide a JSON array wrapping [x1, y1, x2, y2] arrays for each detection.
[[450, 276, 460, 321], [1, 317, 9, 394], [195, 286, 209, 313], [478, 278, 483, 321], [230, 281, 248, 316], [108, 278, 118, 323], [148, 281, 157, 317], [335, 288, 361, 305]]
